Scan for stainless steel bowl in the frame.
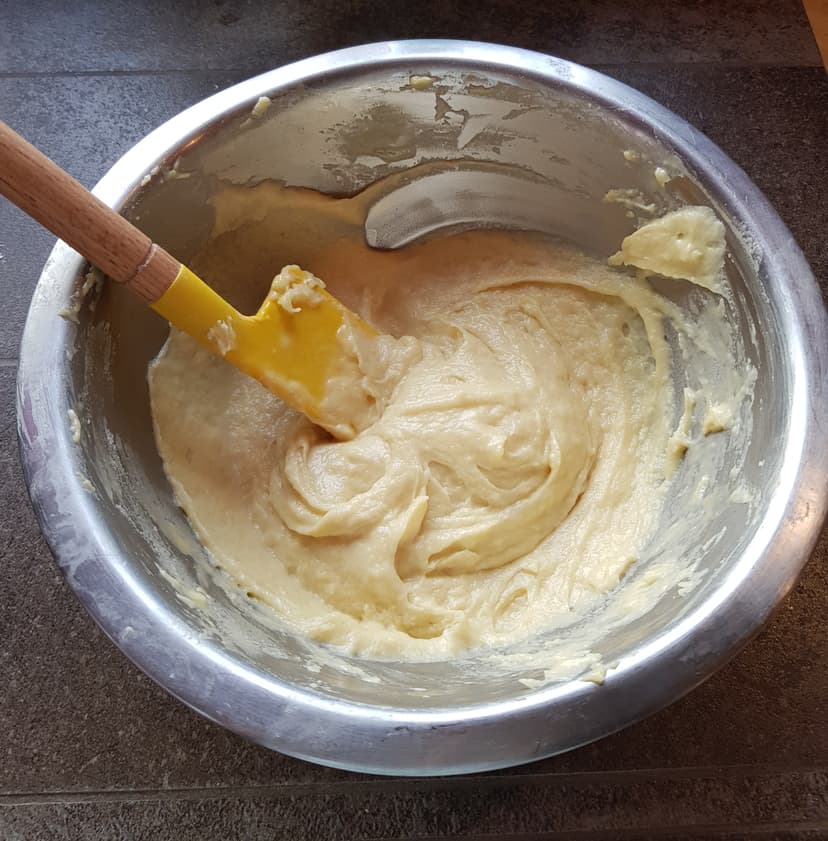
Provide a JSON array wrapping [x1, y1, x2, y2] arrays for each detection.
[[17, 41, 828, 775]]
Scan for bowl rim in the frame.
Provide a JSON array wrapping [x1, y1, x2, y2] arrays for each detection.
[[16, 39, 828, 775]]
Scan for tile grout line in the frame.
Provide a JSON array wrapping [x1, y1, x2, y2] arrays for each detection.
[[1, 762, 826, 807], [364, 819, 828, 840], [0, 69, 251, 78], [0, 60, 823, 80]]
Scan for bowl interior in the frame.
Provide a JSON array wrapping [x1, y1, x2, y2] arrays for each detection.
[[63, 60, 786, 710]]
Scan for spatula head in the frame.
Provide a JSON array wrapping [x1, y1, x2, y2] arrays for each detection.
[[151, 264, 377, 438]]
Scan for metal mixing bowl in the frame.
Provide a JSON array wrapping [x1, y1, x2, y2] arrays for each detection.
[[17, 41, 828, 775]]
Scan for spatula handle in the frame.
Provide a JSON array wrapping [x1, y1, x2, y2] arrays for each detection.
[[0, 119, 179, 303]]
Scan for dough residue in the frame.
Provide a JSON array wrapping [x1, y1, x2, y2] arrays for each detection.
[[147, 178, 750, 660], [206, 318, 236, 356], [67, 408, 81, 444], [609, 206, 726, 294], [251, 96, 271, 118]]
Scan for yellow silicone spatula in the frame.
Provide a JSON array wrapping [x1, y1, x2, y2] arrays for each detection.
[[0, 120, 375, 437]]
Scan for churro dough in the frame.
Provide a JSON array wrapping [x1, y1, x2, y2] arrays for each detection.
[[148, 178, 746, 659]]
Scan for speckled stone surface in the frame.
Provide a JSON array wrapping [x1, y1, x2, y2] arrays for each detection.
[[1, 1, 826, 838]]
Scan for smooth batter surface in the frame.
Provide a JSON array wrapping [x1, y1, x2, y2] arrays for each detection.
[[148, 179, 742, 659]]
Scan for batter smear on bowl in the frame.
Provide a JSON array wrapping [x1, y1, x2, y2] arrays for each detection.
[[148, 173, 752, 659]]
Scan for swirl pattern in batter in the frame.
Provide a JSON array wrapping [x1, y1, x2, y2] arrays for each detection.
[[148, 181, 743, 659]]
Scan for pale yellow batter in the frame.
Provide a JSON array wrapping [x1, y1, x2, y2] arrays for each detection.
[[148, 177, 744, 660]]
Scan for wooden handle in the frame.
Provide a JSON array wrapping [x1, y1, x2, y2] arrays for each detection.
[[0, 119, 179, 303]]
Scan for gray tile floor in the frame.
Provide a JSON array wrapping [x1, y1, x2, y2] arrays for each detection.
[[1, 1, 826, 838]]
